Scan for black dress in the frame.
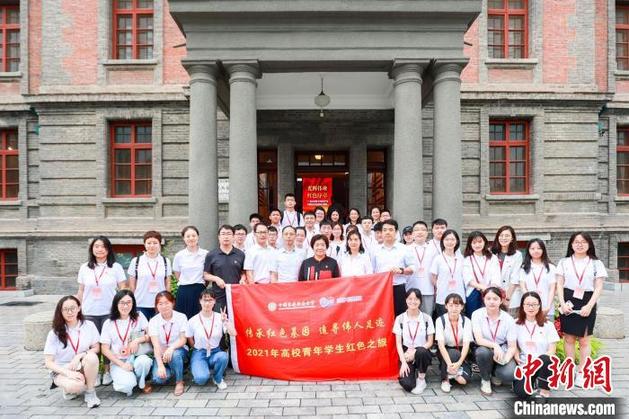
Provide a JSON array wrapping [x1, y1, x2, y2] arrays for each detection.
[[298, 256, 340, 281]]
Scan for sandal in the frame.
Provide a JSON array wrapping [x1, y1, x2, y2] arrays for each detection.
[[142, 383, 153, 394], [174, 381, 185, 396]]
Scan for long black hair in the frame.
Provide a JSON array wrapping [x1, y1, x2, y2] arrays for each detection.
[[463, 231, 492, 259], [52, 295, 84, 349], [522, 238, 551, 274], [345, 230, 365, 254], [566, 232, 598, 260], [109, 289, 139, 322], [87, 235, 116, 269], [490, 225, 517, 256]]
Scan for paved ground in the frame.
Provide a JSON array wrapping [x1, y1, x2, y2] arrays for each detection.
[[0, 289, 627, 419]]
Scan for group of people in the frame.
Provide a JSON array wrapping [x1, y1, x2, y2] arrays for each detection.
[[43, 193, 607, 405]]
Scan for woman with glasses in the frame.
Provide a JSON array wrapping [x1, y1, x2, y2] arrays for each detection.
[[44, 296, 101, 407], [100, 290, 153, 396], [556, 232, 607, 387], [172, 226, 209, 319], [513, 292, 560, 398]]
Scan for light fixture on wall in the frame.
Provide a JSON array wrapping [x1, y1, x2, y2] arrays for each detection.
[[314, 75, 330, 117]]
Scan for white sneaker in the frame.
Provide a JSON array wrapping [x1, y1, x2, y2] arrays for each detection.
[[574, 372, 585, 388], [481, 379, 492, 395], [62, 389, 78, 400], [411, 379, 427, 395], [441, 380, 452, 393], [214, 379, 227, 390], [491, 376, 502, 387], [94, 374, 101, 387], [101, 371, 113, 386], [84, 391, 101, 408]]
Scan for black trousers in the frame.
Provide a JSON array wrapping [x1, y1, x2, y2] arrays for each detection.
[[398, 346, 433, 392], [393, 284, 407, 317], [513, 354, 553, 398], [437, 346, 472, 381]]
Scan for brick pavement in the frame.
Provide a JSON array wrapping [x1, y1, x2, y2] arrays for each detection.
[[0, 290, 626, 419]]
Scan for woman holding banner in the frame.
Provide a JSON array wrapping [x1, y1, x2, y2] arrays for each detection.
[[393, 288, 434, 395]]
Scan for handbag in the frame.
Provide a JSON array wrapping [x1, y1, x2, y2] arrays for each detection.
[[130, 330, 153, 356]]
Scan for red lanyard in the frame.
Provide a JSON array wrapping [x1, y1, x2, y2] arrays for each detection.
[[471, 255, 489, 285], [285, 211, 296, 226], [570, 256, 591, 287], [114, 319, 133, 346], [414, 246, 425, 268], [200, 314, 216, 343], [93, 265, 107, 286], [486, 317, 501, 342], [408, 320, 421, 345], [532, 265, 544, 289], [432, 240, 440, 253], [146, 257, 159, 280], [163, 322, 174, 345], [67, 330, 81, 354], [498, 258, 504, 271], [524, 322, 537, 340], [450, 319, 460, 348], [442, 253, 457, 280]]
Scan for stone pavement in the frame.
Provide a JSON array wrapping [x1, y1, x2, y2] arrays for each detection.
[[0, 289, 627, 419]]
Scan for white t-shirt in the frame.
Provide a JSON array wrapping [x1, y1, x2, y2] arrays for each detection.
[[338, 252, 373, 277], [148, 311, 188, 352], [100, 313, 149, 358], [471, 307, 517, 349], [244, 232, 256, 251], [271, 247, 305, 283], [462, 254, 502, 297], [435, 314, 473, 347], [520, 263, 556, 313], [128, 254, 172, 308], [77, 262, 127, 316], [497, 251, 523, 309], [392, 311, 435, 348], [172, 247, 208, 286], [44, 320, 100, 365], [515, 320, 560, 364], [244, 244, 274, 284], [556, 256, 608, 292], [327, 240, 345, 260], [281, 210, 303, 228], [406, 243, 433, 295], [430, 253, 466, 304], [372, 242, 416, 286], [186, 311, 226, 351], [360, 233, 377, 255]]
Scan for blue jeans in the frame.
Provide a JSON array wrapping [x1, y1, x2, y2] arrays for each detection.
[[190, 347, 229, 385], [137, 307, 155, 321], [151, 347, 187, 384]]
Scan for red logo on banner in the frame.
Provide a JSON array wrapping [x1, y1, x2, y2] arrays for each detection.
[[226, 273, 398, 381], [302, 177, 333, 212]]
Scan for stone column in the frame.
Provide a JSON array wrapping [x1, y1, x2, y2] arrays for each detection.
[[349, 142, 367, 215], [390, 60, 424, 228], [277, 142, 295, 205], [185, 62, 219, 249], [432, 62, 464, 232], [225, 61, 261, 225]]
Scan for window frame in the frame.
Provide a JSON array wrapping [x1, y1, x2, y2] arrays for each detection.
[[112, 0, 154, 60], [489, 120, 531, 195], [617, 6, 629, 71], [0, 5, 20, 72], [367, 148, 387, 211], [619, 242, 629, 283], [618, 127, 629, 196], [0, 248, 17, 290], [487, 0, 529, 59], [110, 121, 152, 198], [0, 129, 18, 200]]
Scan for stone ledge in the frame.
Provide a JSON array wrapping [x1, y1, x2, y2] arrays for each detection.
[[102, 59, 158, 69], [0, 71, 22, 81], [484, 193, 540, 202], [0, 199, 22, 207], [615, 69, 629, 81], [102, 197, 158, 206], [485, 58, 538, 69]]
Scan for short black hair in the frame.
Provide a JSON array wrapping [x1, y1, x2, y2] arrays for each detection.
[[304, 211, 316, 218], [412, 220, 428, 229], [249, 213, 263, 222], [382, 219, 398, 231], [284, 193, 296, 199], [268, 225, 278, 234], [269, 208, 281, 216], [360, 216, 374, 223], [373, 222, 384, 232], [432, 218, 448, 227], [319, 220, 332, 228], [234, 224, 247, 233], [253, 222, 269, 233], [440, 229, 461, 253], [218, 224, 235, 235]]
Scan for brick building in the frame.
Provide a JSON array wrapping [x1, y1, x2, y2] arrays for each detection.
[[0, 0, 627, 293]]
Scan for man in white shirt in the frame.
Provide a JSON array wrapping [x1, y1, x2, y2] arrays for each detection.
[[281, 193, 304, 228], [271, 226, 305, 283], [406, 220, 434, 316], [244, 213, 262, 251], [244, 223, 274, 284], [372, 219, 416, 316], [359, 216, 376, 255], [233, 224, 248, 251], [268, 208, 284, 248], [303, 211, 319, 246]]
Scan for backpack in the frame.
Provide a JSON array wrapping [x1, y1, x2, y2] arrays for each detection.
[[440, 315, 466, 348], [134, 254, 169, 282]]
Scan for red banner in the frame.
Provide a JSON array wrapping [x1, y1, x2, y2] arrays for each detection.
[[225, 273, 398, 381], [302, 177, 333, 212]]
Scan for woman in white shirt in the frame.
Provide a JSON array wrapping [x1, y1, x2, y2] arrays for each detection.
[[148, 291, 189, 396], [339, 230, 373, 276], [100, 290, 152, 396], [463, 231, 501, 318], [187, 290, 237, 390], [430, 229, 466, 318], [513, 291, 560, 398], [343, 207, 361, 233], [490, 226, 523, 316], [172, 226, 209, 319], [393, 288, 434, 395], [129, 230, 172, 320], [435, 293, 473, 393], [44, 296, 101, 408], [76, 235, 127, 386], [556, 232, 607, 387], [327, 222, 345, 260], [471, 287, 518, 396], [519, 239, 556, 322]]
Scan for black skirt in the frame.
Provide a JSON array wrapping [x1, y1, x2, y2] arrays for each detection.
[[175, 283, 206, 319], [559, 287, 596, 337]]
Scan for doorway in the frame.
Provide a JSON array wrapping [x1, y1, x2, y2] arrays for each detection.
[[294, 151, 349, 216]]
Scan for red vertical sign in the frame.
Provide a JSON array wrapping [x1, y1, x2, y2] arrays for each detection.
[[302, 177, 333, 212]]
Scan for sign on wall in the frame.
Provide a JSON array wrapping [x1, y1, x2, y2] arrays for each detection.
[[302, 177, 333, 212]]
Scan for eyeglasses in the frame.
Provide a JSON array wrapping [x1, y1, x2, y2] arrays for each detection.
[[62, 306, 79, 313], [524, 303, 540, 308], [573, 240, 588, 245], [118, 300, 133, 306], [201, 299, 215, 304], [256, 231, 268, 235]]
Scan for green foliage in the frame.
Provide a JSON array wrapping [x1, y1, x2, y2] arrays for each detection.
[[162, 238, 179, 298], [555, 337, 603, 362]]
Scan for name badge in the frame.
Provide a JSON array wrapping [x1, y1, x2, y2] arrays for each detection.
[[91, 286, 102, 300], [525, 341, 537, 352], [448, 280, 457, 291], [418, 267, 425, 274], [148, 280, 160, 293], [573, 287, 585, 300]]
